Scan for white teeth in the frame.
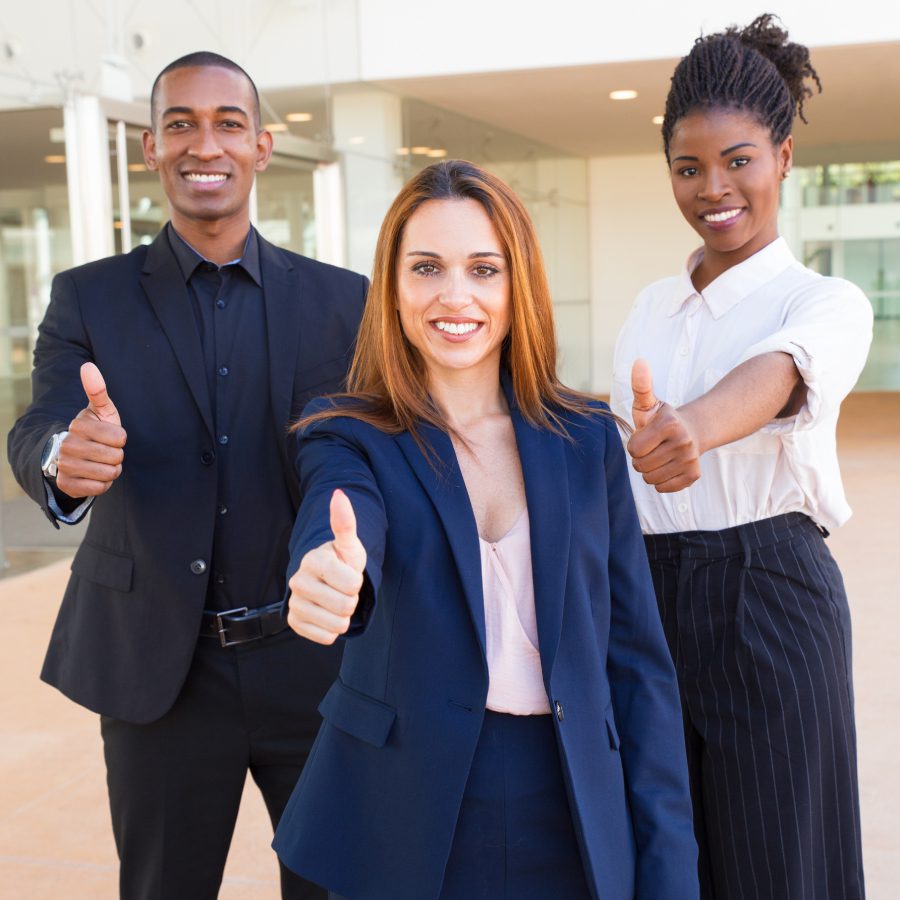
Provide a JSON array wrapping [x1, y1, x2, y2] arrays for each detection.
[[435, 321, 479, 335], [185, 173, 227, 183], [703, 208, 742, 223]]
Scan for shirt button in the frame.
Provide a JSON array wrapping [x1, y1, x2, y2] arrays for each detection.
[[190, 559, 207, 575], [555, 700, 564, 722], [218, 434, 229, 445], [215, 573, 226, 585], [677, 502, 688, 513], [218, 366, 229, 377], [218, 505, 228, 516], [679, 345, 689, 356], [216, 299, 226, 309], [200, 451, 215, 465]]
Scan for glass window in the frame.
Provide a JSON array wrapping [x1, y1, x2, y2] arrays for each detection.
[[256, 155, 317, 258], [0, 107, 82, 560], [798, 160, 900, 207]]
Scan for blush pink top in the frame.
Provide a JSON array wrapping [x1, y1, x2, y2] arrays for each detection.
[[479, 507, 551, 715]]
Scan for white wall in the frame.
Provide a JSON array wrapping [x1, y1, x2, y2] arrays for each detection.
[[588, 154, 697, 393], [4, 1, 900, 108]]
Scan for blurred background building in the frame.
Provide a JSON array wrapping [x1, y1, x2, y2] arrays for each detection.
[[2, 0, 899, 566]]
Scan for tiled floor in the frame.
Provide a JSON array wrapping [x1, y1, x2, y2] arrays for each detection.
[[1, 392, 898, 898]]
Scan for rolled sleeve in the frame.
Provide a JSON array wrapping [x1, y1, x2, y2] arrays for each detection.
[[738, 278, 873, 435]]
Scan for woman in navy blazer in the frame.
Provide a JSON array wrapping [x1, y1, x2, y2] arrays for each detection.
[[273, 160, 698, 899]]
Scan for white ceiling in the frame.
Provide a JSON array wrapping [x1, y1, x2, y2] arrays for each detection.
[[372, 41, 900, 164]]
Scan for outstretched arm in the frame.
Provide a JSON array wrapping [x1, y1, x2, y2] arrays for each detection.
[[627, 352, 801, 493]]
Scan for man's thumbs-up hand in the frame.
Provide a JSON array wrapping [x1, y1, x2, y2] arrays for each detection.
[[55, 363, 127, 499], [288, 490, 367, 645], [626, 359, 702, 494], [81, 361, 121, 425]]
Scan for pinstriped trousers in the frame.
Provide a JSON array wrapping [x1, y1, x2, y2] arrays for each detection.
[[644, 513, 865, 900]]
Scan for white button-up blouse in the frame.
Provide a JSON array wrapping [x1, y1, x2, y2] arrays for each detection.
[[611, 237, 873, 534]]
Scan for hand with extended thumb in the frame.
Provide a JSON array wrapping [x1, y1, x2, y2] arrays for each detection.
[[630, 358, 662, 431], [287, 490, 367, 645], [55, 363, 127, 499], [626, 359, 702, 494]]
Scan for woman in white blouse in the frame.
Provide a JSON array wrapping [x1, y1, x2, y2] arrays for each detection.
[[611, 14, 871, 900]]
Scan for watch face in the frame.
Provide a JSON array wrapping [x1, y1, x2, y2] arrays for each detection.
[[41, 436, 54, 469], [41, 432, 63, 477]]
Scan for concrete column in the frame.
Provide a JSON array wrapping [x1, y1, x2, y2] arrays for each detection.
[[331, 89, 404, 277]]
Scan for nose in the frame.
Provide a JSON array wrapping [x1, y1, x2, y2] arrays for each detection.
[[439, 269, 471, 311], [188, 122, 224, 160], [697, 168, 731, 202]]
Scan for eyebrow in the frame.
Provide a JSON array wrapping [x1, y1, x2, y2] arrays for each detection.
[[405, 251, 504, 259], [672, 142, 758, 163], [161, 105, 249, 119]]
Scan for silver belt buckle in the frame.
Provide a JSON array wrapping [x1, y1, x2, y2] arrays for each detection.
[[216, 606, 249, 648]]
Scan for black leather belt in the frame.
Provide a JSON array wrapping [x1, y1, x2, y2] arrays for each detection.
[[200, 602, 288, 648]]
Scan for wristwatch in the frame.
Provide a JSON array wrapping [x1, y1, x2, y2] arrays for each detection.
[[40, 430, 69, 480]]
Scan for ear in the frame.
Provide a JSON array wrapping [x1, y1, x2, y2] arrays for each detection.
[[142, 129, 158, 171], [255, 128, 274, 173], [778, 134, 793, 180]]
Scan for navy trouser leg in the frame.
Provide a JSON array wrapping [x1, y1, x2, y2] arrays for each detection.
[[645, 514, 865, 900]]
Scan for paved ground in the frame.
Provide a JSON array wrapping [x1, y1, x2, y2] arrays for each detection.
[[1, 392, 897, 898]]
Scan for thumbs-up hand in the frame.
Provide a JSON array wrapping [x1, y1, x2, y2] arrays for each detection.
[[55, 363, 127, 499], [287, 490, 367, 645], [626, 359, 702, 494], [630, 359, 663, 430]]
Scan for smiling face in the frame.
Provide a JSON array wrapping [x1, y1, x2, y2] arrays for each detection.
[[668, 107, 792, 281], [142, 65, 272, 233], [395, 198, 511, 385]]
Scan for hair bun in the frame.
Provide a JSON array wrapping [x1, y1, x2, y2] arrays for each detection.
[[727, 13, 821, 123]]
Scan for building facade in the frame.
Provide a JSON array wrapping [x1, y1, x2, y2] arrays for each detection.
[[2, 0, 899, 558]]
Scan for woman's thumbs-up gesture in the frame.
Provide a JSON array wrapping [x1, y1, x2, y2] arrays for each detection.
[[287, 490, 367, 645]]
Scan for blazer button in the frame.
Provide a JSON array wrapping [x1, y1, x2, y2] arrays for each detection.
[[200, 451, 215, 465], [555, 700, 564, 722], [190, 559, 208, 575]]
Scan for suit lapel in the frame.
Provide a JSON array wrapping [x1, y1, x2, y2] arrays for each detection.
[[140, 231, 214, 439], [393, 381, 574, 678], [258, 236, 301, 435], [509, 402, 572, 682], [395, 428, 487, 660]]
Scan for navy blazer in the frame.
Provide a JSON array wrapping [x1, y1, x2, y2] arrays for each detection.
[[273, 387, 699, 900], [7, 229, 366, 723]]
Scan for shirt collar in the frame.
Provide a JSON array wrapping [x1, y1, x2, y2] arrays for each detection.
[[667, 237, 796, 319], [167, 223, 262, 286]]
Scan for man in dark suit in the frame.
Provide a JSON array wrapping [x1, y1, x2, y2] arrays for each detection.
[[7, 51, 366, 900]]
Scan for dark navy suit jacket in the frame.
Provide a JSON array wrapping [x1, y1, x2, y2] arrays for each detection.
[[7, 229, 366, 723], [273, 385, 700, 900]]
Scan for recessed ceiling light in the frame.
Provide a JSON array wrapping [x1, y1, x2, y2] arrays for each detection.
[[610, 89, 638, 101], [127, 163, 147, 172], [396, 147, 411, 155], [44, 154, 66, 164], [286, 112, 312, 122], [411, 146, 431, 155], [348, 135, 366, 145], [265, 123, 288, 132], [427, 148, 447, 158], [652, 115, 664, 125]]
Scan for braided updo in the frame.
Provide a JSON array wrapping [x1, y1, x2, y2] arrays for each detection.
[[661, 14, 822, 161]]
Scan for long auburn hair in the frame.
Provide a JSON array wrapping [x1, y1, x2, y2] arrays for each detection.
[[296, 159, 617, 451]]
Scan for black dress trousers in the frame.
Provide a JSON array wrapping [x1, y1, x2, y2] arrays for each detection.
[[644, 512, 865, 900]]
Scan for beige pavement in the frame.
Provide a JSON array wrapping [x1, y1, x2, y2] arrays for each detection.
[[1, 392, 898, 898]]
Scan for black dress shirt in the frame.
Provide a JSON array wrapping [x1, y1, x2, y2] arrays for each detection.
[[168, 225, 294, 612]]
